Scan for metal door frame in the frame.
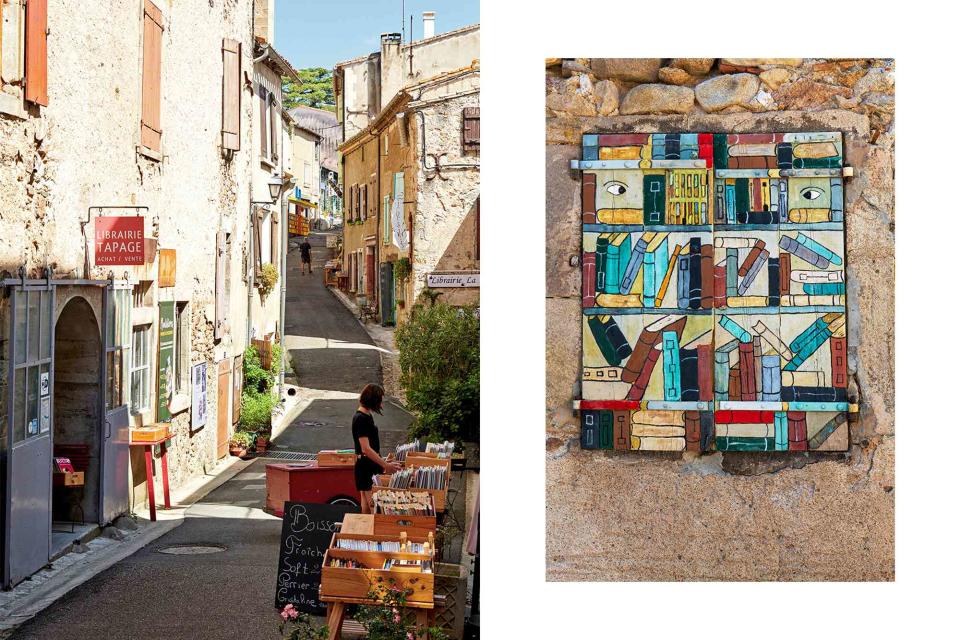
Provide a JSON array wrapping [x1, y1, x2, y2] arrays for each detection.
[[2, 277, 111, 587], [3, 278, 56, 587]]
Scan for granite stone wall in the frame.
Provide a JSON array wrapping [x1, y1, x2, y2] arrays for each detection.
[[545, 58, 894, 581]]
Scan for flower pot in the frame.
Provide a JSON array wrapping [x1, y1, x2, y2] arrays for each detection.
[[256, 436, 269, 453], [229, 445, 246, 457]]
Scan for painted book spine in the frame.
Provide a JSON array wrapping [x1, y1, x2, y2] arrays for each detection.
[[719, 315, 752, 343], [831, 336, 848, 388], [655, 245, 682, 307], [738, 341, 757, 401], [582, 173, 597, 224], [795, 233, 842, 266], [587, 315, 631, 366], [619, 236, 649, 295], [737, 249, 769, 295], [728, 365, 742, 400], [677, 255, 691, 309], [715, 263, 727, 308], [830, 177, 843, 221], [780, 386, 847, 402], [662, 330, 681, 402], [642, 250, 656, 306], [774, 411, 788, 451], [653, 239, 669, 296], [622, 329, 660, 384], [715, 183, 727, 223], [599, 410, 614, 450], [780, 252, 791, 296], [700, 244, 715, 309], [778, 176, 789, 222], [760, 354, 782, 401], [784, 318, 832, 371], [787, 411, 807, 451], [697, 343, 713, 402], [613, 410, 631, 451], [714, 350, 730, 400], [595, 237, 608, 294], [689, 238, 702, 310], [582, 252, 596, 307], [767, 257, 780, 306], [679, 347, 700, 401], [604, 237, 623, 294], [779, 235, 830, 269], [725, 248, 738, 298], [802, 282, 846, 295], [715, 410, 775, 424], [581, 411, 600, 449], [627, 316, 687, 400]]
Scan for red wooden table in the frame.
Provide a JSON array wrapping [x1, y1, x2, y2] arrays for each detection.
[[129, 434, 174, 521]]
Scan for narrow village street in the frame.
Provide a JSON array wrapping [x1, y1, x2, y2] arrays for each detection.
[[8, 234, 412, 640]]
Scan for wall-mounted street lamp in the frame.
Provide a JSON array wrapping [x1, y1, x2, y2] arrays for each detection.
[[267, 173, 283, 202]]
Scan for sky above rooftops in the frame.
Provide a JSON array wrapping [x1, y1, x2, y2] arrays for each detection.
[[275, 0, 479, 72]]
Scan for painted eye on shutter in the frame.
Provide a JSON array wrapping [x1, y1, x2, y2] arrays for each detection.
[[800, 187, 825, 201], [605, 182, 627, 196]]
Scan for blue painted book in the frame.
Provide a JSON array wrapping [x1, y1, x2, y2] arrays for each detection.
[[774, 411, 788, 451], [581, 411, 600, 450], [604, 234, 631, 294], [642, 250, 657, 306], [802, 282, 845, 295], [619, 235, 648, 294], [713, 340, 739, 401], [760, 354, 781, 401], [784, 317, 833, 371], [662, 330, 681, 401], [725, 248, 738, 298], [653, 239, 669, 297]]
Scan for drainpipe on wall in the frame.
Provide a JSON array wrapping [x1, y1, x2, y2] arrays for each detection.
[[278, 174, 296, 401]]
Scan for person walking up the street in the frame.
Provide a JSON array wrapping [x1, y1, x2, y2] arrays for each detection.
[[353, 383, 401, 513], [299, 238, 312, 274]]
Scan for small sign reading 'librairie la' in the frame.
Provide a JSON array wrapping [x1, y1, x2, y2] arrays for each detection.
[[426, 272, 480, 288]]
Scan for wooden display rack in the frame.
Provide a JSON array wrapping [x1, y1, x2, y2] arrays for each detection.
[[321, 532, 440, 640]]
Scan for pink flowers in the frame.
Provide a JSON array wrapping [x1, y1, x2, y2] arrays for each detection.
[[406, 633, 414, 640], [280, 604, 299, 621]]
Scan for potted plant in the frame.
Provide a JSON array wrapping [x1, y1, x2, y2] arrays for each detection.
[[229, 431, 254, 457], [256, 429, 270, 453]]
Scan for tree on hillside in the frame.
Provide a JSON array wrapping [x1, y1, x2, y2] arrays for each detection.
[[282, 67, 335, 111]]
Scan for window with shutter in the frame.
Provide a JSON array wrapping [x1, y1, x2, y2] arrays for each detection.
[[1, 1, 25, 94], [272, 218, 279, 267], [140, 0, 163, 153], [221, 39, 241, 151], [23, 0, 46, 106], [463, 106, 479, 152], [259, 85, 268, 159], [269, 93, 278, 162], [252, 211, 262, 274]]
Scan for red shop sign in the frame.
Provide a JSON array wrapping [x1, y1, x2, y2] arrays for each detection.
[[95, 216, 145, 265]]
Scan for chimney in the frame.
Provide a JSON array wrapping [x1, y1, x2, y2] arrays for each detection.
[[422, 11, 435, 39]]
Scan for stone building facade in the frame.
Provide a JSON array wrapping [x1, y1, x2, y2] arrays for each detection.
[[545, 58, 894, 581], [0, 0, 292, 587], [335, 19, 480, 324]]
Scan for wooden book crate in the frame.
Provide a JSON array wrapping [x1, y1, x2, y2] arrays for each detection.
[[320, 547, 434, 604], [372, 480, 447, 512], [371, 492, 437, 538]]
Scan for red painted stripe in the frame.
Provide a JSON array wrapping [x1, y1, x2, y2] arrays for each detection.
[[714, 410, 775, 424], [579, 400, 640, 410], [598, 134, 649, 146]]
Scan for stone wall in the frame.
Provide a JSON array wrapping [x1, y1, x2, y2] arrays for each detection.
[[545, 58, 894, 581]]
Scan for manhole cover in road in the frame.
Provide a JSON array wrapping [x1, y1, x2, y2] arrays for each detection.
[[157, 544, 226, 555]]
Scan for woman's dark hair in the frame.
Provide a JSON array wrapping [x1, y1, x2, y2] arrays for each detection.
[[359, 384, 384, 414]]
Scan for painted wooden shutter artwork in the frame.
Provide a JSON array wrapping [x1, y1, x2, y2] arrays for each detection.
[[463, 106, 479, 151], [575, 132, 853, 454], [221, 38, 241, 151], [140, 0, 163, 151], [24, 0, 47, 106]]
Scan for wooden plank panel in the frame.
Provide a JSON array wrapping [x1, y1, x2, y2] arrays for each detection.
[[140, 1, 164, 150], [24, 0, 48, 106], [221, 39, 241, 150]]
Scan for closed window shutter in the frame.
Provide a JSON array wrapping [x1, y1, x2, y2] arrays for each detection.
[[24, 0, 47, 106], [259, 85, 267, 159], [221, 39, 241, 151], [463, 106, 479, 151], [140, 0, 163, 151], [272, 218, 279, 267], [214, 231, 227, 339], [252, 212, 262, 274], [269, 94, 278, 162], [361, 184, 367, 221]]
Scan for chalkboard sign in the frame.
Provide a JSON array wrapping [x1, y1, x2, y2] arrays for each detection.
[[275, 501, 358, 614]]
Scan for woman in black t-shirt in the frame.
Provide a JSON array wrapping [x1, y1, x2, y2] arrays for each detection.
[[353, 384, 401, 513]]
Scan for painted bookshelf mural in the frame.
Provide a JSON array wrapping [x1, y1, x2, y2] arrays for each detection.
[[575, 132, 853, 453]]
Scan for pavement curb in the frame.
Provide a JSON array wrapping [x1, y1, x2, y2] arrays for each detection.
[[0, 456, 252, 637]]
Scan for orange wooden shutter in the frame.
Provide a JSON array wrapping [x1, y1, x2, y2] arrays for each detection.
[[140, 1, 164, 151], [24, 0, 48, 106], [221, 39, 241, 151]]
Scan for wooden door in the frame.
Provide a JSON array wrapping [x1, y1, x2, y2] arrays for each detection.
[[217, 359, 230, 459]]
